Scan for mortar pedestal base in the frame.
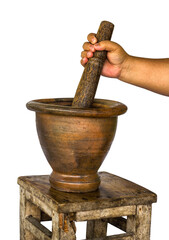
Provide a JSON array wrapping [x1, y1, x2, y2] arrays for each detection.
[[49, 171, 100, 193]]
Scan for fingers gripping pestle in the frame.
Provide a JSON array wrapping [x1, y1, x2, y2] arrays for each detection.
[[72, 21, 114, 108]]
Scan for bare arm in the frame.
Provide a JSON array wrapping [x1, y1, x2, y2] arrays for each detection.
[[81, 33, 169, 96], [120, 56, 169, 96]]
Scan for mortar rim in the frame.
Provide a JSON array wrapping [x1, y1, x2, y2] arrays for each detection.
[[26, 98, 127, 117]]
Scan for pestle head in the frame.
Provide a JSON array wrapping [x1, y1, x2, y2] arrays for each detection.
[[72, 21, 114, 108]]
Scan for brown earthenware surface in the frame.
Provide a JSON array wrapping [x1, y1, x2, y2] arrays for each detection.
[[26, 98, 127, 192], [26, 98, 127, 117]]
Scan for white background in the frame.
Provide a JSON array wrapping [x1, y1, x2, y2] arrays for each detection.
[[0, 0, 169, 239]]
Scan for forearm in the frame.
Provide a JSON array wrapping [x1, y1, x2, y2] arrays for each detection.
[[120, 56, 169, 96]]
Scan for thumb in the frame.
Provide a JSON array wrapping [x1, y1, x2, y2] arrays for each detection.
[[94, 41, 119, 52]]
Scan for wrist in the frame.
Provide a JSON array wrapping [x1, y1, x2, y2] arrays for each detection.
[[118, 55, 134, 81]]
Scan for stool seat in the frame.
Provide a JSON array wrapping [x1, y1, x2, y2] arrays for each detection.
[[18, 172, 157, 240]]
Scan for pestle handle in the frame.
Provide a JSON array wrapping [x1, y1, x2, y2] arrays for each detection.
[[72, 21, 114, 108]]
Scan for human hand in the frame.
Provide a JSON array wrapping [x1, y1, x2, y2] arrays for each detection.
[[81, 33, 130, 79]]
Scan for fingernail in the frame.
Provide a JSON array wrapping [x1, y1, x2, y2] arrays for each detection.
[[83, 57, 88, 63], [87, 51, 92, 58]]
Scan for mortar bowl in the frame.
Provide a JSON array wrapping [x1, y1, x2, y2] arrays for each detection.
[[26, 98, 127, 192]]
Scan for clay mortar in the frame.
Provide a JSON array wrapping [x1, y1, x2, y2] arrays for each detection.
[[27, 98, 127, 192]]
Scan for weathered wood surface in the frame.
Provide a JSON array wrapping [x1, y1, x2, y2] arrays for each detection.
[[84, 232, 134, 240], [50, 211, 76, 240], [20, 187, 76, 240], [107, 217, 127, 232], [59, 219, 76, 240], [76, 206, 136, 221], [72, 21, 114, 108], [20, 187, 41, 240], [126, 215, 136, 234], [51, 211, 59, 240], [25, 200, 41, 240], [25, 216, 52, 240], [86, 219, 107, 239], [20, 187, 26, 240], [41, 211, 52, 222], [126, 205, 152, 240], [18, 172, 157, 214], [135, 205, 152, 240], [25, 200, 41, 222], [19, 173, 156, 240], [25, 189, 53, 217]]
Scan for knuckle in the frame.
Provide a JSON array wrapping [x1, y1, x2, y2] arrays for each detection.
[[81, 51, 86, 57], [88, 33, 97, 43], [83, 42, 90, 50], [82, 42, 87, 48], [88, 33, 93, 39]]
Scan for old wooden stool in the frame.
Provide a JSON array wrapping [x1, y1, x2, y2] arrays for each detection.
[[18, 172, 157, 240]]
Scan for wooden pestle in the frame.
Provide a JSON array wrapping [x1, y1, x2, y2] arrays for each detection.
[[72, 21, 114, 108]]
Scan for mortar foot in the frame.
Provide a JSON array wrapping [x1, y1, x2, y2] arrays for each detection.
[[49, 171, 100, 193]]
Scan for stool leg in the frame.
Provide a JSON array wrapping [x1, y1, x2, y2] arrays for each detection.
[[52, 211, 60, 240], [52, 212, 76, 240], [25, 200, 41, 240], [135, 205, 152, 240], [20, 187, 41, 240], [127, 205, 152, 240], [20, 187, 26, 240], [86, 219, 107, 239]]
